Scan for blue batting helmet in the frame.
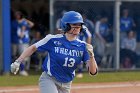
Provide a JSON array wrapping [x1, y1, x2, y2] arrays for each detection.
[[60, 11, 84, 32]]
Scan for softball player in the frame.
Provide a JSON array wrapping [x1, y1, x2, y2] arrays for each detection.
[[11, 11, 98, 93]]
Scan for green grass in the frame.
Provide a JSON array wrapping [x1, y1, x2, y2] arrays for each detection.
[[0, 75, 40, 86], [0, 71, 140, 86], [73, 71, 140, 83]]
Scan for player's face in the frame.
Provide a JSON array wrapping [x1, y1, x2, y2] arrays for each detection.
[[69, 23, 82, 35]]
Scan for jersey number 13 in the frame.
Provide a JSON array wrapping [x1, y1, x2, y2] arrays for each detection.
[[63, 57, 75, 67]]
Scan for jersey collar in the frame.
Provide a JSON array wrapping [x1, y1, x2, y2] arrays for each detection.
[[63, 35, 82, 47]]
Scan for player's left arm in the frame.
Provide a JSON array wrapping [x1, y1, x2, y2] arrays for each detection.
[[87, 56, 98, 75], [86, 43, 98, 75]]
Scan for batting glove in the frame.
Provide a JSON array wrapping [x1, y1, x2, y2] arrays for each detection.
[[11, 60, 21, 75], [86, 43, 94, 57]]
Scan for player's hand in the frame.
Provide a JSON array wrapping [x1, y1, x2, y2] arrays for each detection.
[[11, 60, 21, 75], [86, 43, 94, 57]]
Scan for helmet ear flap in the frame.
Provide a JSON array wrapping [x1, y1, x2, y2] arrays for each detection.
[[60, 19, 71, 32], [65, 24, 71, 32]]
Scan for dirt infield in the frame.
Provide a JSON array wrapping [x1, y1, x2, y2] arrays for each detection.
[[0, 82, 140, 93]]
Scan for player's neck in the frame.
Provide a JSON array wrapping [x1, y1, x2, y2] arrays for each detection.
[[65, 33, 77, 41]]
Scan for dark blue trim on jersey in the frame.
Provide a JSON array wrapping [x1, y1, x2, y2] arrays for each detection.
[[2, 0, 11, 73]]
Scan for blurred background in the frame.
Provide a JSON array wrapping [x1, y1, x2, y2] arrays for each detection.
[[0, 0, 140, 78]]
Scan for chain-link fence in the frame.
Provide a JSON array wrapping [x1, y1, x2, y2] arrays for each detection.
[[53, 1, 114, 28], [52, 0, 115, 71], [52, 0, 140, 71]]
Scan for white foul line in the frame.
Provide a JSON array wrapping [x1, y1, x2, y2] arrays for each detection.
[[0, 88, 39, 93], [0, 83, 140, 93], [72, 83, 140, 89]]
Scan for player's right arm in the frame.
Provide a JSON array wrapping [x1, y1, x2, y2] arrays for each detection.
[[17, 44, 37, 62], [11, 34, 56, 74], [11, 45, 37, 74], [16, 34, 54, 62]]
